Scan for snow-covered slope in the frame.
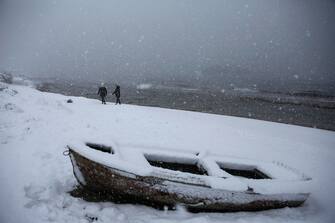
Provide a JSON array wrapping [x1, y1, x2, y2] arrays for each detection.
[[0, 82, 335, 223]]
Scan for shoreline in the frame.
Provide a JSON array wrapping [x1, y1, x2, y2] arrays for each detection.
[[35, 81, 335, 131]]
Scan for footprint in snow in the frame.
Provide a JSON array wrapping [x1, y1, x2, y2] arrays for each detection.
[[0, 103, 23, 113], [24, 184, 48, 208], [24, 184, 46, 200]]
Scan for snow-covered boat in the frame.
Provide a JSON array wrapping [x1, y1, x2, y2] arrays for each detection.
[[67, 142, 311, 212]]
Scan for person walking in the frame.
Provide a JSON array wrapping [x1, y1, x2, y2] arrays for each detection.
[[112, 85, 121, 105], [97, 83, 108, 104]]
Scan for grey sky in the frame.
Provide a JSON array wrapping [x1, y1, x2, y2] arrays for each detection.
[[1, 0, 335, 91]]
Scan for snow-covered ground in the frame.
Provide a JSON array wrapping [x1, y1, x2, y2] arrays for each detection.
[[1, 82, 335, 223]]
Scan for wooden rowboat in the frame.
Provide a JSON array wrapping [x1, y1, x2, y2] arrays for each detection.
[[67, 142, 310, 212]]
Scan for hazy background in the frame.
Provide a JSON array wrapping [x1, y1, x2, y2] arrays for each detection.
[[1, 0, 335, 94]]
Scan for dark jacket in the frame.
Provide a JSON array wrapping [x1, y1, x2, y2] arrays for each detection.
[[98, 87, 107, 97], [112, 86, 121, 98]]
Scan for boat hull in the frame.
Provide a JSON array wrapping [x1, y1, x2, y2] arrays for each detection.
[[69, 149, 308, 212]]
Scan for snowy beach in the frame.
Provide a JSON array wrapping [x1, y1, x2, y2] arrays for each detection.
[[1, 82, 335, 223], [2, 0, 335, 222]]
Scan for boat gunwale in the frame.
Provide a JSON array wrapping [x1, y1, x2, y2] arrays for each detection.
[[67, 142, 312, 194], [68, 146, 311, 195]]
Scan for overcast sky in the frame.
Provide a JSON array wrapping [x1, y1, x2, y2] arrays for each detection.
[[1, 0, 335, 91]]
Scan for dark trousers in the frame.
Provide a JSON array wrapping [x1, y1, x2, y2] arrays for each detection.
[[101, 96, 106, 104], [116, 97, 121, 105]]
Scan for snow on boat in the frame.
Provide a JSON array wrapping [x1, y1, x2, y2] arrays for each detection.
[[67, 141, 311, 212]]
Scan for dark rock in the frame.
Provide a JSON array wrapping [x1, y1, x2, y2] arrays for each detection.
[[85, 214, 98, 222]]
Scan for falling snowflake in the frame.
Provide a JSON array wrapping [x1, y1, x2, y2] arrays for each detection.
[[138, 35, 145, 43]]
